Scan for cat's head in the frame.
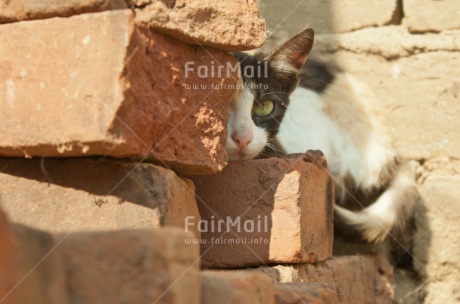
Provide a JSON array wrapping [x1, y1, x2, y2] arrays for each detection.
[[226, 28, 314, 160]]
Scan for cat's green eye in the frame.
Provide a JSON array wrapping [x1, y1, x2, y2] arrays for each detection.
[[253, 100, 274, 117]]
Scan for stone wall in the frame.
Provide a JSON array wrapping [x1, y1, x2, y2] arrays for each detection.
[[258, 1, 460, 303], [1, 0, 456, 303], [0, 0, 392, 303]]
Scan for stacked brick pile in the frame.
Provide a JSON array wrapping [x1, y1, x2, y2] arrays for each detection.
[[193, 154, 394, 303], [258, 1, 460, 303], [1, 0, 394, 303]]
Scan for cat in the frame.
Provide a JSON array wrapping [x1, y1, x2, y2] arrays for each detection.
[[226, 28, 418, 245]]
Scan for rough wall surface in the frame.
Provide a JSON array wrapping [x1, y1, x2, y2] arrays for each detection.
[[257, 0, 400, 36], [404, 0, 460, 33], [415, 159, 460, 304], [259, 0, 460, 303]]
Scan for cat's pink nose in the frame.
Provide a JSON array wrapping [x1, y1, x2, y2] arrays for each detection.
[[231, 134, 252, 152]]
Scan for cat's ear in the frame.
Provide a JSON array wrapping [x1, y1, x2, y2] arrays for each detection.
[[265, 28, 314, 74]]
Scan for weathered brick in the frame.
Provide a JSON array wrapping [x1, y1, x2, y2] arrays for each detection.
[[201, 271, 274, 304], [298, 255, 394, 304], [0, 10, 237, 175], [256, 265, 300, 283], [308, 45, 460, 160], [57, 228, 199, 304], [0, 212, 18, 304], [258, 256, 393, 303], [404, 0, 460, 33], [191, 153, 333, 268], [131, 0, 265, 51], [258, 0, 399, 36], [0, 212, 67, 304], [257, 256, 393, 303], [274, 283, 339, 304], [0, 0, 127, 23], [1, 213, 200, 304], [0, 158, 200, 237], [314, 27, 460, 59], [0, 0, 265, 51], [415, 166, 460, 304], [9, 225, 67, 304]]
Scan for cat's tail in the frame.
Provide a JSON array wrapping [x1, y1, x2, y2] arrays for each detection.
[[334, 162, 418, 243]]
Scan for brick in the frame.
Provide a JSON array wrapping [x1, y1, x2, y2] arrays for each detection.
[[57, 228, 200, 304], [315, 27, 460, 59], [258, 0, 399, 37], [332, 236, 384, 256], [0, 0, 127, 23], [191, 152, 333, 268], [201, 271, 274, 304], [404, 0, 460, 33], [8, 225, 67, 304], [0, 212, 66, 304], [0, 0, 266, 52], [0, 158, 200, 237], [274, 283, 339, 304], [257, 255, 393, 303], [0, 10, 237, 175], [257, 265, 300, 283], [414, 167, 460, 304], [131, 0, 265, 51], [0, 212, 17, 304], [1, 213, 200, 304], [297, 255, 394, 304], [310, 47, 460, 160]]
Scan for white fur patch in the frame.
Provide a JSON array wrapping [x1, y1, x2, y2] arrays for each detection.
[[277, 84, 395, 191], [226, 87, 268, 160], [277, 87, 360, 180]]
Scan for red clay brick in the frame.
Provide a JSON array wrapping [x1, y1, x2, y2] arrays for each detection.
[[298, 255, 393, 304], [0, 10, 237, 175], [0, 0, 127, 23], [258, 255, 393, 303], [58, 228, 200, 304], [132, 0, 265, 51], [201, 271, 274, 304], [0, 212, 17, 304], [191, 152, 333, 268], [0, 158, 201, 237], [1, 211, 200, 304], [9, 225, 67, 304], [0, 0, 266, 52], [274, 283, 339, 304], [0, 212, 66, 304]]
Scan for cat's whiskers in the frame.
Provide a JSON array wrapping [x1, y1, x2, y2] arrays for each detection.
[[266, 138, 282, 153]]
